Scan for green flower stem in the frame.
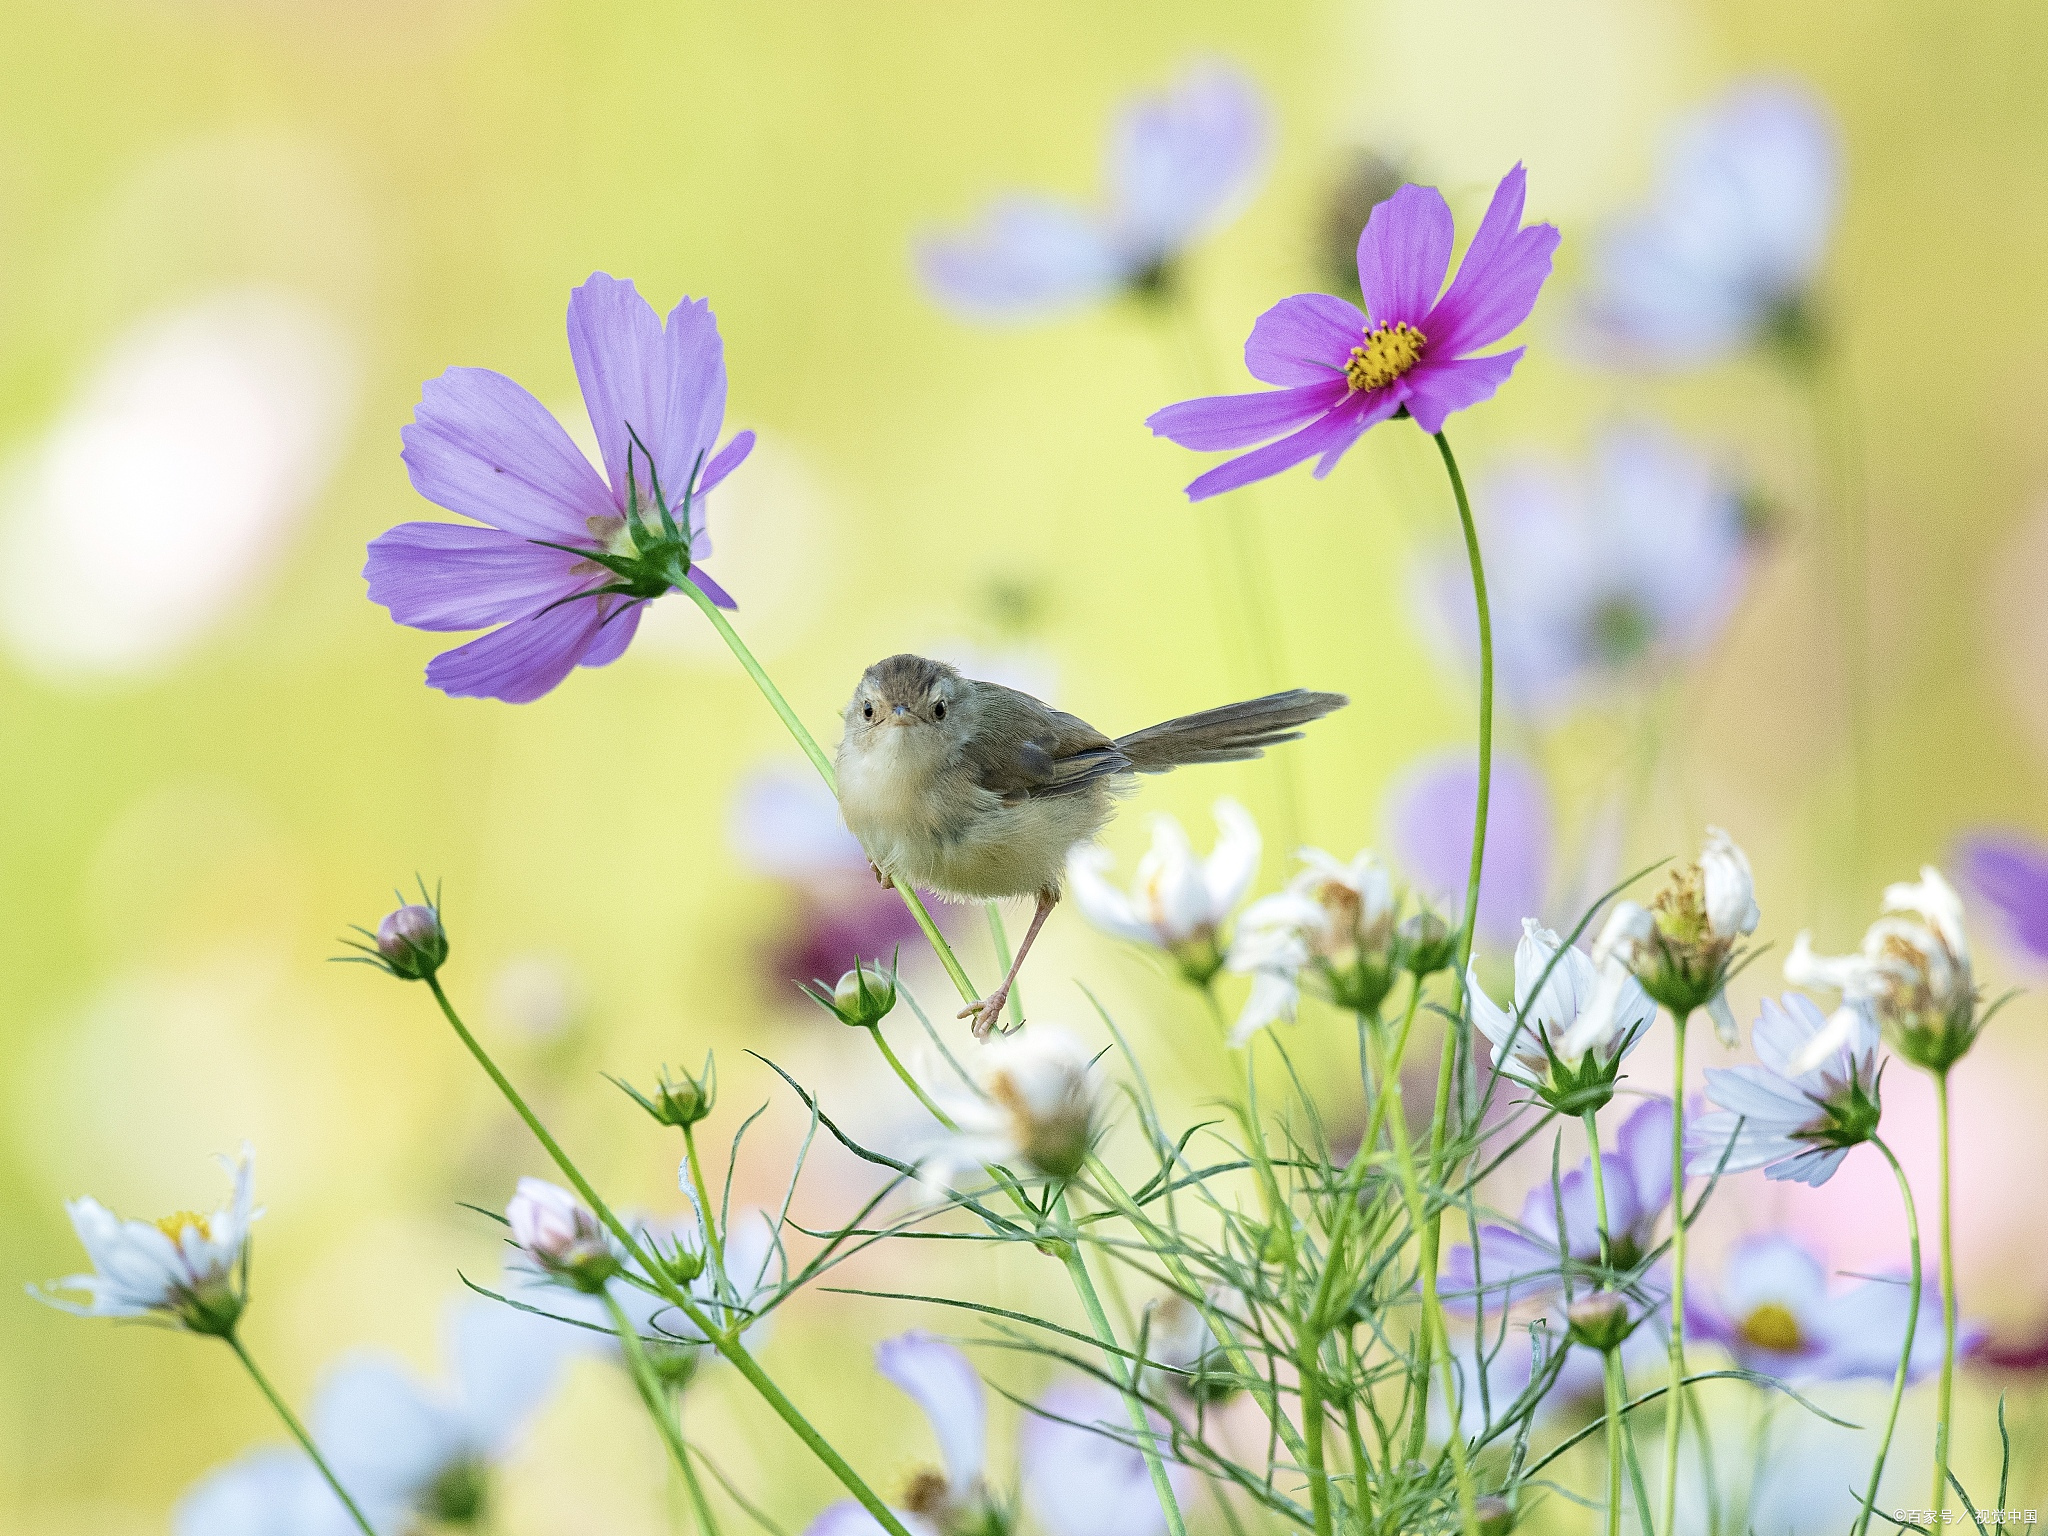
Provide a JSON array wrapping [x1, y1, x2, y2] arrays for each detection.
[[678, 579, 978, 1007], [680, 1123, 726, 1280], [1299, 1360, 1334, 1536], [422, 977, 917, 1536], [1661, 1008, 1693, 1536], [604, 1288, 719, 1536], [1856, 1136, 1922, 1536], [668, 1387, 724, 1536], [226, 1332, 378, 1536], [1931, 1069, 1957, 1517], [1053, 1189, 1190, 1536], [1369, 1016, 1482, 1536], [1584, 1112, 1614, 1271], [1406, 428, 1491, 1467], [868, 1026, 957, 1130], [1599, 1348, 1626, 1536]]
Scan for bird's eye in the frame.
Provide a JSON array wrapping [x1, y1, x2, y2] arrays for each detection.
[[934, 699, 947, 720], [861, 702, 874, 721]]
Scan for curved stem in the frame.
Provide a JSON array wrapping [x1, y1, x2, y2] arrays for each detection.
[[422, 977, 916, 1536], [680, 1124, 726, 1280], [1856, 1136, 1922, 1536], [667, 1386, 724, 1536], [1661, 1010, 1692, 1536], [677, 578, 978, 1007], [1931, 1070, 1957, 1516], [605, 1288, 715, 1532], [868, 1027, 957, 1130], [226, 1334, 378, 1536], [1054, 1190, 1189, 1536], [1406, 428, 1491, 1464]]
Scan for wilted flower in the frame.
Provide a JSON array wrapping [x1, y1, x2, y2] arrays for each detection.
[[506, 1178, 619, 1292], [1444, 1097, 1673, 1308], [1786, 866, 1980, 1073], [1687, 1234, 1973, 1383], [1422, 425, 1750, 717], [34, 1144, 258, 1336], [1961, 831, 2048, 963], [1020, 1379, 1193, 1536], [929, 1027, 1100, 1182], [1066, 798, 1260, 985], [1147, 164, 1558, 500], [313, 1301, 567, 1531], [1687, 993, 1881, 1186], [1468, 920, 1655, 1113], [1588, 827, 1759, 1042], [1578, 79, 1839, 366], [364, 274, 755, 703], [919, 61, 1267, 322]]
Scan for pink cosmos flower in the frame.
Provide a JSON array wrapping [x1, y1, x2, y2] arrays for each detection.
[[1147, 165, 1558, 500], [366, 274, 755, 703]]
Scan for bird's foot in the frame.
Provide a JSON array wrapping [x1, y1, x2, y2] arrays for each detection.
[[869, 860, 894, 889], [957, 989, 1013, 1038]]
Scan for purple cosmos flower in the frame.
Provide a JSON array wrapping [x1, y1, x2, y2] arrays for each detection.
[[1687, 993, 1882, 1187], [801, 1332, 986, 1536], [1687, 1233, 1975, 1383], [1147, 165, 1559, 500], [1959, 831, 2048, 963], [1420, 423, 1750, 717], [919, 61, 1267, 322], [1579, 79, 1839, 366], [1020, 1379, 1192, 1536], [1385, 751, 1551, 955], [1443, 1096, 1672, 1309], [365, 274, 755, 703]]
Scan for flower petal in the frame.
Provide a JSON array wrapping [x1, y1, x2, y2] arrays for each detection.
[[364, 522, 591, 632], [700, 429, 756, 498], [687, 566, 738, 610], [1355, 183, 1454, 327], [575, 598, 645, 670], [1146, 380, 1346, 452], [401, 367, 613, 540], [566, 275, 728, 511], [875, 1332, 987, 1492], [424, 602, 607, 703], [1108, 62, 1268, 257], [1402, 350, 1525, 435], [1202, 798, 1262, 917], [1422, 165, 1560, 357], [1182, 397, 1376, 501], [918, 197, 1125, 321], [1021, 1381, 1189, 1536], [1243, 294, 1364, 385]]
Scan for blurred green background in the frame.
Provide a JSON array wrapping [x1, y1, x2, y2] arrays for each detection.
[[7, 0, 2048, 1528]]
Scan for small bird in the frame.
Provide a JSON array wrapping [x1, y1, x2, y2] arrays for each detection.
[[835, 654, 1347, 1035]]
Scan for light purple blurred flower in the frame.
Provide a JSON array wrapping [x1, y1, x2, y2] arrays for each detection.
[[1422, 424, 1749, 717], [1021, 1379, 1193, 1536], [1960, 831, 2048, 963], [1385, 752, 1550, 955], [919, 61, 1267, 321], [1148, 164, 1558, 500], [799, 1332, 985, 1536], [365, 273, 755, 702], [1686, 1233, 1975, 1383], [1444, 1096, 1672, 1308], [175, 1448, 380, 1536], [1579, 79, 1840, 366], [1688, 993, 1882, 1187]]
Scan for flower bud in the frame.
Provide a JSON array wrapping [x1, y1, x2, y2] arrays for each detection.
[[375, 902, 448, 981], [802, 956, 898, 1028], [1475, 1495, 1517, 1536], [1396, 907, 1457, 978], [507, 1177, 619, 1293], [613, 1058, 717, 1129], [1566, 1291, 1637, 1353]]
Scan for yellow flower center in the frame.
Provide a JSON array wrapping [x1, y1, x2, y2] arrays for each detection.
[[1345, 321, 1426, 391], [155, 1210, 212, 1244], [1738, 1302, 1803, 1353]]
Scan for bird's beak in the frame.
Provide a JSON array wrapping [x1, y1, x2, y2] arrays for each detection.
[[890, 704, 911, 725]]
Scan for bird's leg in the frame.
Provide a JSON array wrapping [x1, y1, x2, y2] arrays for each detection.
[[869, 860, 894, 889], [959, 888, 1058, 1038]]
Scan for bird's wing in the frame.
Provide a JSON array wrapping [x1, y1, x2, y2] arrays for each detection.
[[961, 685, 1131, 804]]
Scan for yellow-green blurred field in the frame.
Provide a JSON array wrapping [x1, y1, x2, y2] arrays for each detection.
[[8, 0, 2048, 1529]]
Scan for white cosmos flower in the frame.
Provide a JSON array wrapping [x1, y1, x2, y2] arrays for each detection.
[[1785, 866, 1975, 1074], [928, 1026, 1100, 1183], [1470, 919, 1655, 1087], [1688, 993, 1881, 1187], [1223, 893, 1316, 1045], [35, 1142, 258, 1331], [1224, 845, 1404, 1044], [1067, 798, 1260, 960], [174, 1447, 384, 1536], [0, 289, 354, 681], [314, 1300, 567, 1530]]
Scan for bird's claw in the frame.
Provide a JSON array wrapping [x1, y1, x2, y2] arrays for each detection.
[[869, 861, 894, 889], [957, 992, 1012, 1038]]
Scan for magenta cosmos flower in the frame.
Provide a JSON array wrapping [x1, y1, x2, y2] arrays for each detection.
[[365, 274, 755, 703], [1148, 165, 1558, 500]]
